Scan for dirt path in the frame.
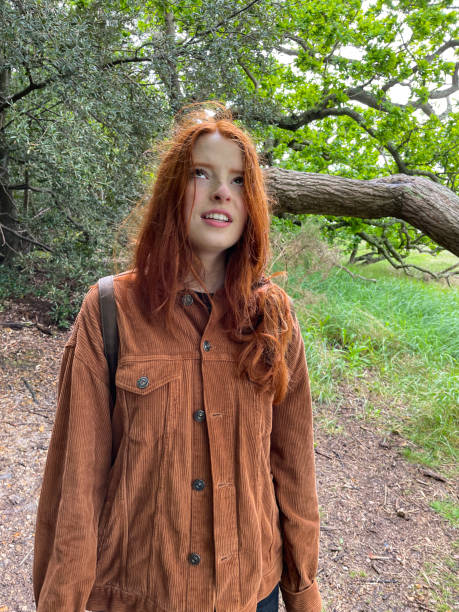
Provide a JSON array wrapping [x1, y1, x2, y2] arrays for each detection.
[[0, 314, 457, 611]]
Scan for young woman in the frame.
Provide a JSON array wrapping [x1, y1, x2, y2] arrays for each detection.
[[33, 107, 322, 612]]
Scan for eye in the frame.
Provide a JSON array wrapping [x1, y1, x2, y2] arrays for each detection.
[[192, 167, 208, 179], [233, 175, 244, 185]]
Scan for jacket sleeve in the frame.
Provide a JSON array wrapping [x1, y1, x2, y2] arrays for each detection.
[[33, 286, 113, 611], [270, 315, 322, 612]]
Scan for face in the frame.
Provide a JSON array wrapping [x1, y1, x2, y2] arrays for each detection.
[[184, 131, 248, 263]]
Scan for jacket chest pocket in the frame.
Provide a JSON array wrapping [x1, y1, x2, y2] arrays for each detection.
[[116, 360, 181, 443]]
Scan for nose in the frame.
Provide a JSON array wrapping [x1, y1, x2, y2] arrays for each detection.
[[212, 182, 231, 201]]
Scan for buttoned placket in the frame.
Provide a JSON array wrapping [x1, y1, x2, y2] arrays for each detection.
[[199, 295, 240, 612], [181, 293, 216, 610], [179, 291, 241, 610]]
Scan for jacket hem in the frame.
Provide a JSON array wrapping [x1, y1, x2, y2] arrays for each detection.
[[87, 584, 166, 612], [253, 554, 283, 607], [86, 556, 283, 612]]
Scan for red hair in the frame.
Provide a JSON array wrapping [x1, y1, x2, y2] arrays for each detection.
[[133, 106, 293, 402]]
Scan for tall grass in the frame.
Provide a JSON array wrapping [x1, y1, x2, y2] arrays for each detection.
[[271, 218, 459, 471]]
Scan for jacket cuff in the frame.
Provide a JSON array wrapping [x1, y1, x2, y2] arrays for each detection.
[[280, 580, 322, 611]]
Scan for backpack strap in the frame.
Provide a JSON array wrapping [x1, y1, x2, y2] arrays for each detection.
[[98, 275, 119, 413]]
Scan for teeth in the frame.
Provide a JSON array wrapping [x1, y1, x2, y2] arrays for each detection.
[[204, 213, 230, 222]]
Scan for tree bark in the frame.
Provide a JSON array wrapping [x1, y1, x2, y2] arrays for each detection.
[[0, 63, 18, 262], [265, 168, 459, 257]]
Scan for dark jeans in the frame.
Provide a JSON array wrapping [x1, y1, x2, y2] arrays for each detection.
[[256, 583, 279, 611], [92, 583, 280, 612], [210, 583, 279, 611]]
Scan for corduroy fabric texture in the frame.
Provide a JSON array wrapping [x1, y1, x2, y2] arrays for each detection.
[[33, 272, 322, 611]]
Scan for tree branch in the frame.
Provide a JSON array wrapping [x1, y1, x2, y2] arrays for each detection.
[[162, 11, 183, 110], [284, 35, 316, 58], [275, 45, 299, 57], [268, 103, 441, 181], [429, 62, 458, 99], [7, 184, 89, 237], [276, 34, 458, 119], [0, 56, 154, 112], [264, 169, 459, 256], [0, 222, 53, 252], [182, 0, 264, 47], [425, 39, 459, 61], [238, 60, 260, 90], [337, 265, 377, 282]]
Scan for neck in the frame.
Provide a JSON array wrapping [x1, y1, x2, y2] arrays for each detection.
[[185, 252, 226, 293]]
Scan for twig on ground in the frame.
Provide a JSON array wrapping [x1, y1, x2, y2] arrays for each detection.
[[1, 420, 28, 427], [18, 548, 33, 567], [320, 525, 338, 531], [36, 323, 53, 336], [361, 578, 398, 583], [315, 449, 334, 460], [331, 449, 345, 467], [412, 601, 435, 612], [22, 378, 38, 404], [371, 561, 381, 574], [0, 320, 53, 335], [415, 479, 429, 486], [337, 264, 377, 282], [0, 321, 33, 330], [22, 407, 49, 419], [421, 469, 447, 483]]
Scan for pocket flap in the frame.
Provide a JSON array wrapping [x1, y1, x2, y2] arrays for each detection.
[[116, 360, 180, 395]]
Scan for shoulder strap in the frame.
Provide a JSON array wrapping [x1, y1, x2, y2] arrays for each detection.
[[98, 275, 119, 414]]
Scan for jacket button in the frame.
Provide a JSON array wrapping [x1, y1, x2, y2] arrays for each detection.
[[188, 552, 201, 565], [193, 410, 206, 422], [192, 479, 205, 491], [182, 294, 194, 306], [203, 340, 211, 352], [136, 376, 149, 389]]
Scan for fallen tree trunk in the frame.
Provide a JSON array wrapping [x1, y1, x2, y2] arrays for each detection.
[[265, 169, 459, 257]]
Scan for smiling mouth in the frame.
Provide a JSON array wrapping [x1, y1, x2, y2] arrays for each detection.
[[202, 212, 232, 222]]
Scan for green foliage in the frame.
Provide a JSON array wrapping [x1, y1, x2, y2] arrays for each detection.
[[305, 272, 459, 468], [270, 220, 459, 470], [430, 498, 459, 527], [258, 0, 458, 182], [1, 0, 458, 314], [0, 245, 110, 327], [421, 545, 459, 612]]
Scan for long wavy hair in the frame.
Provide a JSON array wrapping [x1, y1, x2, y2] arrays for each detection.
[[133, 106, 294, 403]]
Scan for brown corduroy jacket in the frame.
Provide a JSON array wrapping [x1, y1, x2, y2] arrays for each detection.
[[33, 273, 322, 612]]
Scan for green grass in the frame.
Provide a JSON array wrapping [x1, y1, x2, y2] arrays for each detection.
[[430, 499, 459, 527], [420, 546, 459, 612], [272, 221, 459, 472]]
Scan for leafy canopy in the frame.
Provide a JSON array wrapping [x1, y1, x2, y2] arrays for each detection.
[[0, 0, 457, 321]]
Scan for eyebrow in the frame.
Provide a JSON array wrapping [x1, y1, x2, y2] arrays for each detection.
[[192, 162, 244, 174]]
